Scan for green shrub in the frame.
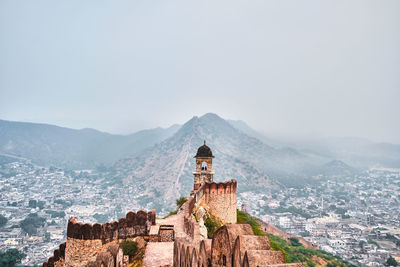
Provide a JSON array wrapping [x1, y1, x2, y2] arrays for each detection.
[[176, 197, 187, 208], [237, 209, 265, 236], [163, 209, 178, 219], [289, 237, 302, 247], [307, 260, 316, 267], [19, 213, 45, 235], [205, 215, 222, 238], [236, 210, 356, 267], [119, 240, 138, 261], [0, 249, 26, 267]]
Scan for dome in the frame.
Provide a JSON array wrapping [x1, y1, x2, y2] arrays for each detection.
[[194, 141, 214, 158]]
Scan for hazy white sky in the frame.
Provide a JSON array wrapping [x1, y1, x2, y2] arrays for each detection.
[[0, 0, 399, 143]]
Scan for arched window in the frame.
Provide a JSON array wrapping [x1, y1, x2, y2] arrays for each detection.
[[201, 161, 207, 170]]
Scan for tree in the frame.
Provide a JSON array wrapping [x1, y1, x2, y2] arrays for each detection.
[[205, 215, 222, 238], [119, 240, 138, 261], [359, 240, 367, 250], [289, 237, 302, 247], [299, 231, 310, 237], [45, 232, 51, 242], [20, 213, 45, 236], [28, 200, 37, 208], [37, 201, 45, 209], [176, 197, 187, 208], [0, 249, 26, 267], [0, 214, 7, 227], [386, 256, 398, 266]]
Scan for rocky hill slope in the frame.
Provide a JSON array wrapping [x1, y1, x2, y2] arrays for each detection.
[[112, 113, 319, 211]]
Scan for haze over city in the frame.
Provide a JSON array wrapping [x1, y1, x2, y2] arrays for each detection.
[[2, 1, 400, 266], [1, 0, 399, 143]]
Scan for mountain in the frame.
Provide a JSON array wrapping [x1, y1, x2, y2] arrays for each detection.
[[311, 159, 358, 177], [230, 119, 400, 170], [270, 135, 400, 170], [0, 119, 180, 169], [112, 113, 324, 211], [2, 114, 399, 203], [228, 119, 282, 148]]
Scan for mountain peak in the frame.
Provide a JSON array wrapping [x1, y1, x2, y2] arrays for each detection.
[[200, 113, 223, 120]]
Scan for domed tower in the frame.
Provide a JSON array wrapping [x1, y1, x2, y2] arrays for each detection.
[[193, 141, 215, 190]]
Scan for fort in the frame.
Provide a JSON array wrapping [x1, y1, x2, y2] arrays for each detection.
[[43, 142, 304, 267]]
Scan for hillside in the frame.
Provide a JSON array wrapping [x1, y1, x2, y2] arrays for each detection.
[[0, 119, 179, 169], [237, 210, 356, 267], [1, 114, 399, 193], [112, 113, 319, 211], [313, 160, 358, 177]]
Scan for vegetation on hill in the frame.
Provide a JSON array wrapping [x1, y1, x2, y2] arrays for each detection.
[[237, 210, 356, 267], [0, 214, 7, 227], [204, 214, 222, 238], [176, 197, 187, 208], [19, 213, 46, 236], [0, 249, 25, 267], [386, 256, 398, 266], [119, 239, 147, 267]]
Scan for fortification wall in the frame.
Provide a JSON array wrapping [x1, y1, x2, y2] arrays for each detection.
[[65, 209, 155, 265], [174, 224, 299, 267], [175, 180, 302, 267], [197, 180, 237, 224], [42, 242, 65, 267], [65, 238, 104, 265], [43, 209, 156, 267], [182, 194, 199, 239]]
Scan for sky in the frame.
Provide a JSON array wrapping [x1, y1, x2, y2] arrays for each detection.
[[0, 0, 399, 143]]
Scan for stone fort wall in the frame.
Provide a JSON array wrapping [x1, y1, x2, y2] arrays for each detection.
[[175, 178, 303, 267], [195, 179, 237, 224], [182, 180, 237, 239], [174, 224, 303, 267], [43, 209, 155, 267], [42, 242, 65, 267]]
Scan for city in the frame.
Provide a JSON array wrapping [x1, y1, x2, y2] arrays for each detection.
[[1, 155, 399, 266], [240, 168, 400, 266]]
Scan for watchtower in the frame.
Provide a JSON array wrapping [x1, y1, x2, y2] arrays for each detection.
[[193, 141, 215, 190]]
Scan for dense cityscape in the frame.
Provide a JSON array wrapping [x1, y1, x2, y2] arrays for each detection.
[[1, 155, 399, 266], [240, 168, 400, 266], [0, 158, 147, 265]]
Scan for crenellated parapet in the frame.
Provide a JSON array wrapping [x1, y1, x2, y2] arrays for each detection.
[[66, 209, 156, 242], [44, 209, 156, 267], [199, 179, 237, 195]]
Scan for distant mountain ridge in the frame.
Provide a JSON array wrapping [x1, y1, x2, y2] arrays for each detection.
[[0, 119, 180, 169], [1, 114, 399, 194]]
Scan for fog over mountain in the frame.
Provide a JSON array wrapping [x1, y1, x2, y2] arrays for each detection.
[[1, 1, 399, 144], [1, 114, 399, 205], [0, 119, 180, 169]]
